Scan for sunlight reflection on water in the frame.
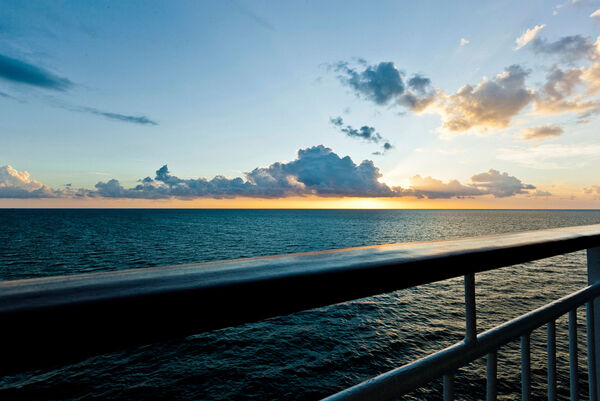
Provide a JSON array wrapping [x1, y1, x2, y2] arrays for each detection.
[[1, 209, 600, 400]]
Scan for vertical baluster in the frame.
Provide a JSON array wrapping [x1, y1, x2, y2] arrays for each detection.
[[588, 301, 598, 401], [588, 247, 600, 399], [548, 320, 557, 401], [522, 334, 531, 401], [570, 309, 579, 401], [464, 273, 477, 344], [443, 373, 454, 401], [487, 352, 497, 401]]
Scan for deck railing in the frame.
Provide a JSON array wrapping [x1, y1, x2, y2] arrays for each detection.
[[2, 224, 600, 400]]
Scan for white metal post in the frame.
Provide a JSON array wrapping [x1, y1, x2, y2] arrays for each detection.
[[588, 246, 600, 398]]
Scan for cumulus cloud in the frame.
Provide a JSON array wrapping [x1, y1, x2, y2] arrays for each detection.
[[521, 124, 563, 140], [433, 65, 534, 133], [533, 65, 600, 114], [460, 38, 470, 47], [470, 169, 536, 197], [334, 61, 435, 111], [0, 53, 73, 91], [514, 24, 546, 50], [408, 175, 484, 199], [0, 150, 537, 200], [0, 165, 69, 198], [84, 163, 538, 199], [408, 169, 535, 199], [329, 116, 393, 153], [91, 146, 403, 199]]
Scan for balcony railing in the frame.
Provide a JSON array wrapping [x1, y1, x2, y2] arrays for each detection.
[[2, 224, 600, 400]]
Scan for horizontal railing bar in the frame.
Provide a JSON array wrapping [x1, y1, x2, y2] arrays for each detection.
[[322, 283, 600, 401], [2, 224, 600, 375]]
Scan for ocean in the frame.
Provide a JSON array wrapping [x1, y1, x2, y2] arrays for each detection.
[[2, 209, 600, 400]]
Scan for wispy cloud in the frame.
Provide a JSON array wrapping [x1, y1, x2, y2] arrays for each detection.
[[80, 107, 158, 125], [460, 38, 470, 47], [521, 124, 563, 140], [230, 0, 275, 32], [0, 53, 73, 91], [498, 143, 600, 169], [0, 52, 158, 126], [514, 24, 546, 50]]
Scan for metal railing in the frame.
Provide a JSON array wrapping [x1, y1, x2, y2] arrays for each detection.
[[2, 224, 600, 400]]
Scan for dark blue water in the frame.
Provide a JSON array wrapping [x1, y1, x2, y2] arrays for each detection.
[[2, 209, 600, 400]]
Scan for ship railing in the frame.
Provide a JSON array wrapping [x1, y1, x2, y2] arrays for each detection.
[[2, 224, 600, 400]]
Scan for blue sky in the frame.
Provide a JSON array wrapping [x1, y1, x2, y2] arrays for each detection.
[[1, 0, 600, 207]]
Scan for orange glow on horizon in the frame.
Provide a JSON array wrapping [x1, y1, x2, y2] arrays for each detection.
[[0, 195, 598, 209]]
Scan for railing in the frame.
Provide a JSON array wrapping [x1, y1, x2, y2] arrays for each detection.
[[2, 224, 600, 400]]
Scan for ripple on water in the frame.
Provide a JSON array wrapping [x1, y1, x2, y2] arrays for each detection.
[[1, 209, 600, 400]]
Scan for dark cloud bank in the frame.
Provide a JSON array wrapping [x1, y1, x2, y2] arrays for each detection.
[[2, 146, 537, 200]]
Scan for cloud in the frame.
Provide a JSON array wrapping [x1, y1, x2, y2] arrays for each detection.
[[408, 169, 535, 199], [460, 38, 470, 47], [333, 57, 600, 136], [529, 189, 552, 197], [372, 142, 394, 156], [498, 143, 600, 169], [591, 9, 600, 18], [93, 163, 534, 199], [334, 61, 435, 111], [335, 61, 405, 105], [0, 165, 69, 198], [0, 53, 73, 91], [531, 34, 599, 62], [521, 124, 563, 140], [92, 146, 403, 199], [81, 107, 158, 125], [0, 53, 157, 126], [514, 24, 546, 50], [408, 175, 484, 199], [470, 169, 536, 197], [584, 185, 600, 194], [230, 0, 276, 32], [533, 65, 600, 114], [433, 65, 534, 133], [0, 90, 20, 101], [407, 74, 431, 93], [329, 117, 393, 154], [1, 150, 536, 201]]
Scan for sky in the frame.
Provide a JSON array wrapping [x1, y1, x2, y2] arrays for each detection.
[[1, 0, 600, 208]]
